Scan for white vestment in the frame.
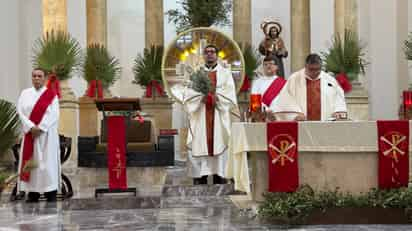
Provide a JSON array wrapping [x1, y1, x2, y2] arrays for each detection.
[[17, 86, 61, 193], [271, 69, 347, 121], [251, 74, 280, 109], [178, 64, 239, 177]]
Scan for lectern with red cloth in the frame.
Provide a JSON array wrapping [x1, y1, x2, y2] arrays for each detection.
[[95, 98, 140, 197]]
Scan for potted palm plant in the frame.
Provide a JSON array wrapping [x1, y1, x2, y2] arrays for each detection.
[[166, 0, 232, 32], [82, 44, 121, 98], [32, 30, 82, 97], [0, 99, 20, 196], [132, 45, 165, 99], [239, 43, 259, 93], [322, 29, 368, 93]]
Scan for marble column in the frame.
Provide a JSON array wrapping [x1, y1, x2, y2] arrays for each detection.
[[86, 0, 107, 46], [145, 0, 164, 47], [334, 0, 358, 37], [42, 0, 67, 33], [233, 0, 252, 45], [291, 0, 310, 72]]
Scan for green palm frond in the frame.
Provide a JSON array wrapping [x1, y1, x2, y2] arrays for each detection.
[[166, 0, 232, 32], [322, 29, 367, 81], [0, 99, 20, 158], [83, 44, 121, 88], [32, 30, 82, 80], [404, 32, 412, 60], [239, 43, 259, 79], [132, 45, 163, 87]]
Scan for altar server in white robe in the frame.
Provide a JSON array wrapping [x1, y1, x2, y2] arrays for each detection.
[[271, 53, 347, 121], [17, 68, 60, 202], [251, 55, 286, 110], [182, 45, 239, 185]]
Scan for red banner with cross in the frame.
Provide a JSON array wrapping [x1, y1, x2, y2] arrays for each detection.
[[267, 122, 299, 192], [107, 116, 128, 190], [377, 120, 409, 189]]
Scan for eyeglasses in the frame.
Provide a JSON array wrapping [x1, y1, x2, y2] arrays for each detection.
[[32, 74, 44, 78], [204, 49, 216, 54]]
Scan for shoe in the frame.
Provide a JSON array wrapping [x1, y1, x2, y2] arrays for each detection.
[[45, 190, 57, 202], [193, 175, 208, 185], [26, 192, 40, 203], [213, 175, 227, 184]]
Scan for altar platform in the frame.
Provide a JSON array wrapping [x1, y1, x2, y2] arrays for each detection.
[[226, 121, 412, 201]]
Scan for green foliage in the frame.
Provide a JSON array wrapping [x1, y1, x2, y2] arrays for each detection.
[[322, 29, 367, 81], [190, 69, 212, 95], [239, 43, 259, 79], [0, 100, 20, 159], [132, 45, 163, 87], [166, 0, 232, 33], [404, 32, 412, 61], [32, 30, 82, 80], [258, 185, 412, 224], [83, 44, 121, 89]]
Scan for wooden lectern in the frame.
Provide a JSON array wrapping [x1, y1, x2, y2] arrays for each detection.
[[94, 98, 140, 197]]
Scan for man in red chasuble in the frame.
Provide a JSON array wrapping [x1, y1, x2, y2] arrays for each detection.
[[271, 54, 347, 121], [183, 45, 239, 185]]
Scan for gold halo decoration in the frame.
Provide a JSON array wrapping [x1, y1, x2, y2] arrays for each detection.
[[161, 27, 245, 104], [260, 20, 282, 37]]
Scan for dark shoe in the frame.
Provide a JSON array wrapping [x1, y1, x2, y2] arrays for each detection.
[[44, 190, 57, 202], [193, 175, 208, 185], [26, 192, 40, 203], [213, 175, 227, 184]]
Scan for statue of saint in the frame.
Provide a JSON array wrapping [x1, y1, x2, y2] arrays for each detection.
[[258, 21, 288, 77]]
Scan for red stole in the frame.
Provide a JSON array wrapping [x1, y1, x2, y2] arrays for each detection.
[[20, 88, 56, 182], [262, 77, 286, 107], [205, 71, 217, 156], [306, 78, 321, 120]]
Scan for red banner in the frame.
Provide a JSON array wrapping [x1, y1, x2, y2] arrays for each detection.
[[377, 120, 409, 189], [107, 116, 127, 190], [20, 89, 56, 181], [267, 122, 299, 192]]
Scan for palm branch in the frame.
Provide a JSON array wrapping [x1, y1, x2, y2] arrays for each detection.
[[132, 45, 163, 87], [0, 99, 20, 159], [32, 30, 82, 80], [404, 32, 412, 61], [322, 29, 367, 81], [240, 43, 259, 79], [83, 44, 121, 89]]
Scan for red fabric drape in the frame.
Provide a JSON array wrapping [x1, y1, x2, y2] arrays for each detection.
[[86, 80, 103, 98], [20, 89, 56, 182], [107, 116, 128, 190], [335, 73, 352, 93], [145, 80, 165, 97], [267, 122, 299, 192], [240, 75, 251, 92], [377, 120, 409, 189], [46, 74, 61, 98]]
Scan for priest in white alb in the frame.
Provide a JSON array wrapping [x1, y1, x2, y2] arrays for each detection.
[[17, 68, 60, 202], [271, 53, 347, 121], [251, 55, 286, 110], [179, 45, 239, 185]]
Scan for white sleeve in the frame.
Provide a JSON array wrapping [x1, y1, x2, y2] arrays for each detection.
[[17, 91, 35, 134]]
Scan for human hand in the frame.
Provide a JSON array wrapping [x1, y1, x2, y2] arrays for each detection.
[[30, 126, 42, 138]]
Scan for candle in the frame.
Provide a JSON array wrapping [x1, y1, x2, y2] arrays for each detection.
[[249, 94, 262, 113]]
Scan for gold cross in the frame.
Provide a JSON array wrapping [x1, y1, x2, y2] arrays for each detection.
[[269, 140, 296, 166], [380, 134, 406, 163]]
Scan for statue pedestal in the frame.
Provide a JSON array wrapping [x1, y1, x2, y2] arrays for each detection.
[[345, 82, 369, 121], [78, 96, 98, 137]]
